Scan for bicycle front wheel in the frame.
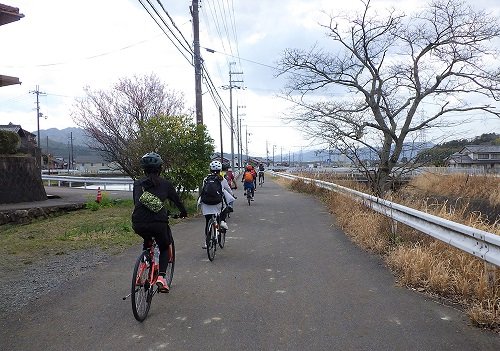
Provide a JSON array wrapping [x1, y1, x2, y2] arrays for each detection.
[[165, 241, 175, 286], [206, 218, 216, 261], [131, 251, 153, 322], [218, 227, 226, 249]]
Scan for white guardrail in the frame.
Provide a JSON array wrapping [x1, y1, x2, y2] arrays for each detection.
[[42, 175, 134, 191], [272, 171, 500, 267], [42, 171, 243, 192]]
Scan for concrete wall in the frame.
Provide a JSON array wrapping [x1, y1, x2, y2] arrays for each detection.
[[0, 153, 47, 203]]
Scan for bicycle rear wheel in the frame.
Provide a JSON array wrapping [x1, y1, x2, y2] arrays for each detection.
[[165, 241, 175, 286], [131, 251, 153, 322], [247, 194, 251, 205], [206, 218, 216, 261]]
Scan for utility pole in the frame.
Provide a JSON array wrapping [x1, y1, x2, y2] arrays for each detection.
[[266, 140, 269, 166], [281, 146, 283, 165], [70, 132, 74, 171], [46, 136, 50, 173], [191, 0, 203, 125], [29, 85, 46, 147], [219, 106, 223, 164], [239, 119, 243, 168], [224, 62, 243, 170], [237, 104, 245, 169], [273, 145, 276, 167], [245, 125, 249, 164]]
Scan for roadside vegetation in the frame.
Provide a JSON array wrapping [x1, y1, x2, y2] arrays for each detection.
[[278, 173, 500, 330], [0, 193, 198, 269]]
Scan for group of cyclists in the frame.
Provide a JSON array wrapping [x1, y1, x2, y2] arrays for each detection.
[[131, 152, 266, 293]]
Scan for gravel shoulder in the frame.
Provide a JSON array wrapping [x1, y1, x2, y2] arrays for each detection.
[[0, 248, 110, 315]]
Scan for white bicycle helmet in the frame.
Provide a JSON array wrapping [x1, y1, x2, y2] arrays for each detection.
[[209, 160, 222, 171]]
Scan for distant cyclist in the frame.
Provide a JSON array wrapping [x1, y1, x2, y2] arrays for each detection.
[[249, 164, 257, 190], [132, 152, 187, 293], [226, 167, 237, 190], [258, 163, 265, 185], [242, 164, 255, 200], [199, 160, 235, 248]]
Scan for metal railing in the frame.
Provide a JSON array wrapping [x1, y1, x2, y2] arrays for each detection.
[[42, 175, 134, 191], [272, 172, 500, 267], [42, 171, 244, 193]]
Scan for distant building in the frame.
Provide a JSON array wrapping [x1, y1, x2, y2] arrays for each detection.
[[446, 145, 500, 173], [73, 155, 123, 174], [0, 122, 36, 152]]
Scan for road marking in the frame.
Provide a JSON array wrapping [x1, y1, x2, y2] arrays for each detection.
[[275, 290, 286, 294]]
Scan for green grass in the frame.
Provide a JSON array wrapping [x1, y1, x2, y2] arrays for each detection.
[[0, 194, 198, 268]]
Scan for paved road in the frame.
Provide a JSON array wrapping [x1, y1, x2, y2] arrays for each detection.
[[0, 179, 498, 350]]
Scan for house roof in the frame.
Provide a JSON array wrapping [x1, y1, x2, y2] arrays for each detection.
[[0, 3, 24, 26], [0, 74, 21, 87], [446, 154, 473, 163], [460, 145, 500, 153], [1, 4, 24, 88], [0, 122, 35, 137]]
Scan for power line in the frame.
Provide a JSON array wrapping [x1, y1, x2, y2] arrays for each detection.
[[155, 0, 193, 54], [138, 0, 193, 65]]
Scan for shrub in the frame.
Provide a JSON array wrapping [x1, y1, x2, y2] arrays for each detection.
[[0, 130, 20, 154]]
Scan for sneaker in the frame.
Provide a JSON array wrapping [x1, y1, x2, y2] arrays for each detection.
[[251, 197, 254, 201], [202, 241, 207, 249], [220, 221, 228, 230], [156, 276, 169, 293]]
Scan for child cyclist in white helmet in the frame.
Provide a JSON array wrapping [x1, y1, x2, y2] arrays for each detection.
[[198, 160, 236, 248]]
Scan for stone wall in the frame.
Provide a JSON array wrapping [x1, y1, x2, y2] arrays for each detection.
[[0, 153, 47, 203], [0, 204, 85, 225]]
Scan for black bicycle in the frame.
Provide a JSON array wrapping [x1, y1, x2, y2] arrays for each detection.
[[206, 213, 226, 261]]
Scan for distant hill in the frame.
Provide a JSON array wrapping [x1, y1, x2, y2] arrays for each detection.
[[34, 127, 90, 147], [256, 142, 435, 163], [35, 127, 100, 159]]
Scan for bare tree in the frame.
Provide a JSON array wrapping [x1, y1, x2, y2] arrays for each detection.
[[72, 73, 186, 176], [278, 0, 500, 195]]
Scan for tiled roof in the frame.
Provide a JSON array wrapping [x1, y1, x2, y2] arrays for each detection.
[[461, 145, 500, 153], [0, 3, 24, 26]]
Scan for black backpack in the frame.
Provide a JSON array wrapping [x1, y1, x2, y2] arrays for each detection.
[[200, 174, 223, 205]]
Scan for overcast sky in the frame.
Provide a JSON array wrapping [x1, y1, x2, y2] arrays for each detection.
[[1, 0, 499, 158]]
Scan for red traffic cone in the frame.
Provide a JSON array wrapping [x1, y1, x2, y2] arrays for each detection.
[[96, 187, 102, 203]]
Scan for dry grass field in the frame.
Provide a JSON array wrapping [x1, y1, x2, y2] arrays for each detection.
[[279, 172, 500, 330]]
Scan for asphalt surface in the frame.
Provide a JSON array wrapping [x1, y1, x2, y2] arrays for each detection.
[[0, 179, 499, 350]]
